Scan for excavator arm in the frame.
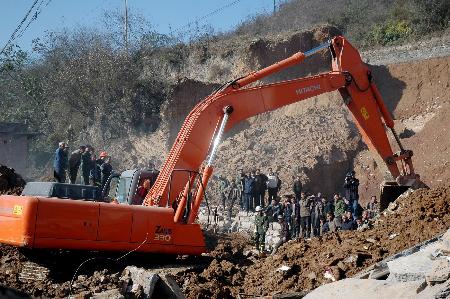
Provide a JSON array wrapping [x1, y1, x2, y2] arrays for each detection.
[[144, 36, 422, 220]]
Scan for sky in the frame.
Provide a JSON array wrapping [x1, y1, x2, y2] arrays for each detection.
[[0, 0, 278, 53]]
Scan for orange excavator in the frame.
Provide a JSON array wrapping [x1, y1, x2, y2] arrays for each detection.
[[0, 36, 423, 254]]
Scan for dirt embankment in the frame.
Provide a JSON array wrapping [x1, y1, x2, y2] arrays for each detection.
[[354, 55, 450, 203], [176, 185, 450, 298]]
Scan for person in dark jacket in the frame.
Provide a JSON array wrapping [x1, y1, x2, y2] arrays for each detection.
[[53, 142, 68, 183], [292, 196, 301, 239], [236, 169, 245, 210], [266, 199, 282, 222], [344, 170, 360, 216], [68, 145, 86, 184], [100, 156, 113, 189], [243, 172, 255, 213], [292, 176, 302, 201], [323, 197, 334, 216], [340, 211, 357, 231], [276, 172, 282, 193], [311, 194, 324, 237], [254, 169, 268, 207], [80, 146, 93, 185], [89, 153, 104, 187], [283, 197, 293, 231]]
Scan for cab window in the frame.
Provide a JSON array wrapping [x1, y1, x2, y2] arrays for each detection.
[[116, 177, 132, 204]]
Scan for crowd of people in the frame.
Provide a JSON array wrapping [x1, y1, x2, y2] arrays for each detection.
[[219, 168, 380, 253], [53, 142, 113, 189]]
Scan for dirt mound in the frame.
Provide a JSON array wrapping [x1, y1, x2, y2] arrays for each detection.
[[0, 165, 25, 195], [176, 185, 450, 298]]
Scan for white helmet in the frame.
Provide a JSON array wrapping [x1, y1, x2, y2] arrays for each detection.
[[255, 206, 263, 212]]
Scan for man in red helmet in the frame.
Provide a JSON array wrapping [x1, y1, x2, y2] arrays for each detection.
[[99, 152, 113, 189]]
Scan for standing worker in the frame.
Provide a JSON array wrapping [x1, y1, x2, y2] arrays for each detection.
[[80, 146, 93, 185], [267, 168, 279, 202], [243, 171, 255, 213], [293, 175, 302, 202], [254, 206, 269, 253], [236, 169, 245, 210], [53, 142, 68, 183], [100, 154, 113, 189], [344, 171, 360, 217], [68, 145, 86, 184], [299, 192, 311, 239], [255, 169, 268, 207], [218, 175, 230, 210]]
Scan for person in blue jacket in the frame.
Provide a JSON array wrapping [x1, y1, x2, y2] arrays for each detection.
[[53, 142, 68, 183]]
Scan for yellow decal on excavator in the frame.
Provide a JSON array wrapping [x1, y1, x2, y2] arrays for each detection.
[[13, 205, 23, 216], [361, 107, 370, 120]]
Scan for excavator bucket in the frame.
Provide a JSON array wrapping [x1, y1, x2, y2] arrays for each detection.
[[379, 182, 410, 211], [379, 177, 428, 211]]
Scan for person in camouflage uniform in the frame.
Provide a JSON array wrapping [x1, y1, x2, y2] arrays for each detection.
[[218, 175, 230, 210], [254, 205, 269, 252]]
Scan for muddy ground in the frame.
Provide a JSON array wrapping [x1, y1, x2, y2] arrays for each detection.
[[0, 185, 448, 298]]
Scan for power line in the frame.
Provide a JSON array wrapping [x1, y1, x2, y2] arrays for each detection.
[[170, 0, 245, 36], [15, 0, 53, 41], [0, 0, 39, 56]]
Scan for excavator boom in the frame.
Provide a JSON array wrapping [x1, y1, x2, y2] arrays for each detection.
[[144, 36, 421, 221]]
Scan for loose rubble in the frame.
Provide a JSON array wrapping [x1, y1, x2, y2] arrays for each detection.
[[176, 186, 450, 298], [0, 165, 25, 195], [0, 186, 449, 298]]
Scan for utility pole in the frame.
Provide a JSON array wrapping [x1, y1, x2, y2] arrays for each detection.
[[273, 0, 276, 13], [124, 0, 128, 51]]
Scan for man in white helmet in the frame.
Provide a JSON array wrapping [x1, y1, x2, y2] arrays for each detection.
[[254, 205, 269, 252]]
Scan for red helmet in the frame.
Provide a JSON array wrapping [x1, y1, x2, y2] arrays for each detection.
[[99, 151, 108, 158]]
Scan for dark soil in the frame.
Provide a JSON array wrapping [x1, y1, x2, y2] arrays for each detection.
[[0, 165, 25, 195]]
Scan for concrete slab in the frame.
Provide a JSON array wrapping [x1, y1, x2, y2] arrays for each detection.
[[387, 241, 441, 282], [426, 258, 450, 285], [304, 278, 422, 299], [121, 266, 159, 298]]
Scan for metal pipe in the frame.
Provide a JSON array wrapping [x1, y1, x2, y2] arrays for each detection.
[[207, 106, 233, 166], [232, 41, 330, 89], [304, 41, 331, 57]]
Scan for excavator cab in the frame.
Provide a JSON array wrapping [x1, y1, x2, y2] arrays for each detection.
[[103, 169, 159, 205]]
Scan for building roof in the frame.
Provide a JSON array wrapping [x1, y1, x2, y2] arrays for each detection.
[[0, 122, 39, 136]]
